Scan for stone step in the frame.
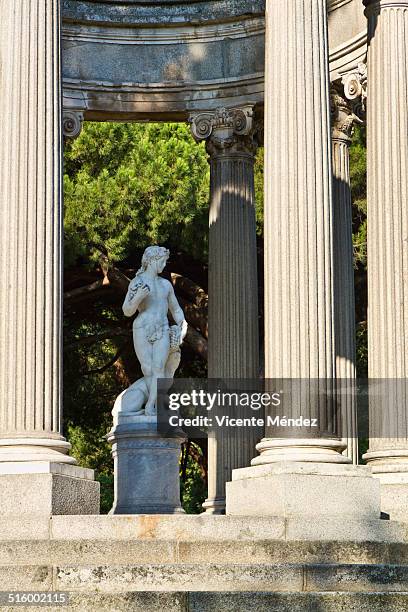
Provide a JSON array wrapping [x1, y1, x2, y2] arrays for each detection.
[[0, 592, 408, 612], [190, 592, 408, 612], [5, 515, 408, 545], [3, 538, 408, 566], [3, 562, 408, 593]]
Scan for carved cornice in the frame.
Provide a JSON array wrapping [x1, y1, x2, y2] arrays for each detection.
[[189, 106, 259, 157], [63, 110, 84, 142], [342, 62, 367, 122]]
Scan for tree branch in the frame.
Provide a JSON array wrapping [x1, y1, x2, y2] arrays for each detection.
[[82, 342, 131, 376], [64, 279, 112, 306], [64, 327, 131, 349], [107, 267, 131, 293], [170, 273, 208, 309]]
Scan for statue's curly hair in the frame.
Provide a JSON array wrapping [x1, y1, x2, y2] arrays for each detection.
[[135, 246, 170, 278]]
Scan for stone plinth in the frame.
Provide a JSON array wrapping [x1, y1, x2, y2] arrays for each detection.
[[0, 463, 99, 516], [108, 417, 185, 514], [226, 462, 381, 519]]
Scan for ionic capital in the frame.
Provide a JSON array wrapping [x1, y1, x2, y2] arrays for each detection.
[[330, 87, 355, 142], [341, 62, 367, 123], [189, 106, 258, 157], [63, 110, 84, 143]]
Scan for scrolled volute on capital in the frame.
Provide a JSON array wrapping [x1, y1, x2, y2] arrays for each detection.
[[189, 105, 259, 155], [63, 110, 84, 142], [189, 106, 254, 142], [330, 87, 356, 141], [342, 63, 367, 122]]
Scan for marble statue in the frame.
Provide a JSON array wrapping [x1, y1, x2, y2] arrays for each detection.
[[113, 246, 187, 418]]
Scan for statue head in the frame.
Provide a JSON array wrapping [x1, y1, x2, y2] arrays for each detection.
[[140, 245, 170, 275]]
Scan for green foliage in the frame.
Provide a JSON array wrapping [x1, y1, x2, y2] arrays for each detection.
[[356, 321, 368, 379], [350, 125, 367, 269], [67, 422, 114, 514], [180, 443, 207, 514], [350, 125, 368, 378], [63, 122, 211, 513], [64, 122, 210, 266], [64, 317, 124, 513]]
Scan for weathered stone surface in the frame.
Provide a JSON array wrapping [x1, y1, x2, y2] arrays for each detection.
[[55, 563, 304, 592], [0, 516, 50, 541], [0, 540, 178, 566], [0, 566, 52, 591], [284, 516, 408, 543], [0, 592, 188, 612], [306, 564, 408, 592], [1, 592, 408, 612], [49, 515, 286, 542], [5, 538, 408, 568], [0, 471, 100, 516], [227, 463, 381, 519], [62, 0, 265, 26], [108, 427, 185, 515], [189, 592, 408, 612], [377, 484, 408, 523], [1, 515, 408, 611], [0, 514, 401, 546], [61, 1, 366, 119]]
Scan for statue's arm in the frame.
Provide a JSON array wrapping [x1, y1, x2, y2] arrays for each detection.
[[123, 282, 149, 317], [168, 283, 188, 340]]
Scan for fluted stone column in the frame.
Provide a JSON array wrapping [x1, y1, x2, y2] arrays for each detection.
[[331, 86, 359, 465], [226, 0, 380, 518], [0, 0, 99, 514], [255, 0, 345, 464], [190, 107, 261, 514], [363, 0, 408, 520]]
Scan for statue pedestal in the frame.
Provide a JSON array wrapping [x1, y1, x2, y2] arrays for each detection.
[[107, 416, 185, 514]]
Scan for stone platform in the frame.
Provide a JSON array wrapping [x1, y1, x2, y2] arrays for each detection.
[[0, 463, 100, 516], [1, 515, 408, 611]]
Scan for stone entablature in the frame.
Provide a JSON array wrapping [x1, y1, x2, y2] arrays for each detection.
[[62, 0, 366, 119]]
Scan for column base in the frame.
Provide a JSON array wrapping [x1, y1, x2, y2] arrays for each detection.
[[363, 451, 408, 521], [202, 497, 226, 515], [0, 462, 100, 515], [108, 418, 185, 515], [226, 462, 381, 519], [0, 437, 76, 463], [252, 438, 350, 465]]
